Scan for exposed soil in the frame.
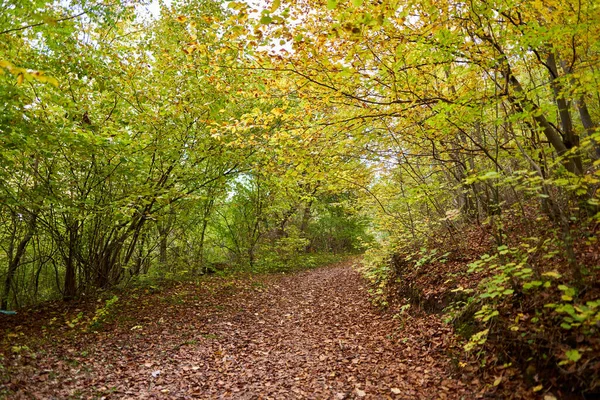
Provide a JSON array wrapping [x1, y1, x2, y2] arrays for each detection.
[[1, 260, 488, 399]]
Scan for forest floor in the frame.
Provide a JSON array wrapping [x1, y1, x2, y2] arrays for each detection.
[[1, 259, 511, 399]]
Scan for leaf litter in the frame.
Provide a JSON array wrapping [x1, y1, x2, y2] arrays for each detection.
[[1, 260, 492, 399]]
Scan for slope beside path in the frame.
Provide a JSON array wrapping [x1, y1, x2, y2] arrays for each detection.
[[1, 260, 474, 399]]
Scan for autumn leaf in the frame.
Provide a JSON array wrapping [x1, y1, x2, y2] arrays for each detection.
[[260, 15, 273, 24], [270, 0, 281, 13]]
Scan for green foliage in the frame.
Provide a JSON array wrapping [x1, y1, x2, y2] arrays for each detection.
[[464, 329, 489, 352], [407, 248, 450, 268], [545, 299, 600, 333], [563, 349, 582, 364], [362, 244, 393, 307], [88, 295, 119, 333], [67, 312, 84, 329], [468, 246, 531, 304], [463, 239, 599, 337], [391, 304, 412, 328], [0, 0, 375, 309]]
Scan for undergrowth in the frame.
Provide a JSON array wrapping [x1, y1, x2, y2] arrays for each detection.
[[362, 215, 599, 397]]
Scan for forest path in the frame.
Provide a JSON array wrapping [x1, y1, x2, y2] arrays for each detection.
[[2, 260, 473, 399]]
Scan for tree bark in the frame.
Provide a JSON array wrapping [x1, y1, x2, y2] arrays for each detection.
[[546, 53, 583, 173], [63, 221, 78, 300], [2, 213, 37, 310]]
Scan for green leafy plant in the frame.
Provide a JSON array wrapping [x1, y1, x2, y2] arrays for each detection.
[[87, 295, 119, 333], [464, 329, 489, 352], [67, 312, 84, 329]]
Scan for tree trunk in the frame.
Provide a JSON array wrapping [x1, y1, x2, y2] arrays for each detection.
[[159, 229, 168, 266], [2, 214, 37, 310], [478, 32, 582, 175], [546, 53, 583, 173], [63, 221, 78, 300], [576, 99, 600, 156]]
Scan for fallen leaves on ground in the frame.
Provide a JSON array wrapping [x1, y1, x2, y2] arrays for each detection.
[[2, 260, 491, 399]]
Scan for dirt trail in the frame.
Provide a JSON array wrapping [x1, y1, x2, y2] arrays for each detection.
[[1, 260, 473, 399]]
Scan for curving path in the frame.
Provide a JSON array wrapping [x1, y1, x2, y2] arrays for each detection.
[[2, 260, 472, 399]]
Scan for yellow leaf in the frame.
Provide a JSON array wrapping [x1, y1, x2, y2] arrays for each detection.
[[0, 60, 13, 75], [227, 1, 245, 10], [533, 385, 543, 392], [176, 15, 187, 23], [493, 376, 502, 386], [271, 0, 281, 12], [542, 271, 561, 279], [46, 76, 59, 87], [16, 73, 24, 85]]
